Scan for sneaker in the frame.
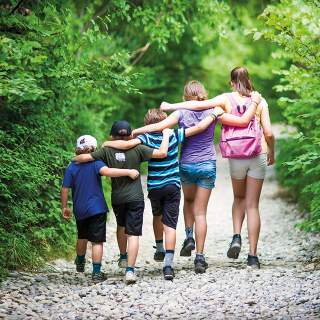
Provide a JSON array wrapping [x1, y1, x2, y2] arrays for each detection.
[[163, 266, 175, 281], [194, 256, 208, 274], [92, 272, 106, 283], [153, 246, 165, 262], [180, 237, 195, 257], [247, 255, 260, 269], [118, 257, 127, 269], [124, 271, 137, 285], [75, 257, 86, 273], [227, 234, 242, 259]]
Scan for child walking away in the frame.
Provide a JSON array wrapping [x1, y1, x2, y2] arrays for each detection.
[[74, 121, 170, 284], [160, 68, 273, 269], [104, 109, 220, 280], [61, 135, 140, 283]]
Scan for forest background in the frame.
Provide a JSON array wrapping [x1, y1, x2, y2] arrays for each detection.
[[0, 0, 319, 277]]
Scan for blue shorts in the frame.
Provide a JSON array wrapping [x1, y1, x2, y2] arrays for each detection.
[[179, 160, 216, 189]]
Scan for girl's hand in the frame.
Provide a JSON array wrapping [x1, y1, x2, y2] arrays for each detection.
[[160, 102, 171, 111], [267, 152, 275, 166], [251, 91, 262, 105], [128, 169, 140, 180], [62, 207, 72, 220]]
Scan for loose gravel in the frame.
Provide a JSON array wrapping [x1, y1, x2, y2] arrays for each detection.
[[1, 148, 319, 320]]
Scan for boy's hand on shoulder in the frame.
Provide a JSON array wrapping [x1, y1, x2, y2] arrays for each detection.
[[160, 101, 171, 111], [62, 207, 72, 220], [162, 128, 172, 136], [128, 169, 140, 180]]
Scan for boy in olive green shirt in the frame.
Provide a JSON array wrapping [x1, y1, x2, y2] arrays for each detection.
[[75, 120, 170, 284]]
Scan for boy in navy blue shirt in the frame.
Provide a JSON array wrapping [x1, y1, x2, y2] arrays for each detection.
[[61, 135, 139, 282]]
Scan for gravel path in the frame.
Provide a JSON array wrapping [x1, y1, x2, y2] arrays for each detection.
[[1, 138, 320, 319]]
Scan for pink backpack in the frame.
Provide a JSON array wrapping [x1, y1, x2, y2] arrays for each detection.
[[219, 93, 262, 159]]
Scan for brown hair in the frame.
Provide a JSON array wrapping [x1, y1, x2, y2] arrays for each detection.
[[75, 146, 96, 155], [144, 109, 167, 125], [183, 80, 208, 101], [230, 67, 253, 97]]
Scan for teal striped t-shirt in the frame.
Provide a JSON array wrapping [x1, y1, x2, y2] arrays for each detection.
[[137, 129, 185, 190]]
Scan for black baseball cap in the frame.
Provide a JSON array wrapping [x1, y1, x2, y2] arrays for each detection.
[[110, 120, 132, 137]]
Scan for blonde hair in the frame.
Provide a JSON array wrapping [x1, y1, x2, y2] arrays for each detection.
[[144, 109, 168, 125], [183, 80, 208, 101], [230, 67, 254, 97]]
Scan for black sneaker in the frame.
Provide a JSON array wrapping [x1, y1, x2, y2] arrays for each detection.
[[163, 266, 175, 281], [227, 234, 242, 259], [92, 271, 106, 283], [194, 256, 208, 274], [247, 255, 260, 269], [153, 247, 165, 262], [180, 237, 195, 257], [75, 257, 86, 272]]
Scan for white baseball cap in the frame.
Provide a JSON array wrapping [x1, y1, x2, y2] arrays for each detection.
[[76, 135, 97, 149]]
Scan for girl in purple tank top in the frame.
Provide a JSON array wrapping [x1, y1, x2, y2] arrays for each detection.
[[133, 80, 262, 273], [160, 68, 275, 270]]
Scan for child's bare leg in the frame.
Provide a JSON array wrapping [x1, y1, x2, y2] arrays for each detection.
[[76, 239, 88, 256], [92, 242, 103, 275], [117, 226, 127, 254], [126, 235, 139, 267], [153, 215, 164, 240], [164, 225, 176, 251]]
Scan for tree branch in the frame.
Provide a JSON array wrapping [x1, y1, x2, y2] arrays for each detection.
[[9, 0, 24, 15]]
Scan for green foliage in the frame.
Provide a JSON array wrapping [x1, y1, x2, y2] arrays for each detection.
[[0, 0, 230, 276], [258, 0, 320, 231]]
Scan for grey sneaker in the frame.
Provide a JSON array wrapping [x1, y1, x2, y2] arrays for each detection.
[[125, 271, 137, 284], [118, 257, 127, 269], [153, 246, 165, 262], [194, 256, 208, 274], [75, 257, 86, 272], [92, 272, 106, 283], [180, 237, 195, 257], [227, 234, 242, 259], [247, 255, 260, 269]]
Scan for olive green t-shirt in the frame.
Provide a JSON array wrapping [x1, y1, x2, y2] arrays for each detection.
[[91, 145, 154, 205]]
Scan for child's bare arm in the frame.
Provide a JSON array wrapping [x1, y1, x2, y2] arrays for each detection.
[[99, 167, 140, 180], [73, 154, 94, 163], [60, 187, 72, 220], [218, 92, 261, 127], [102, 138, 141, 150], [151, 128, 171, 158], [132, 112, 179, 136], [160, 95, 226, 112], [185, 116, 215, 138]]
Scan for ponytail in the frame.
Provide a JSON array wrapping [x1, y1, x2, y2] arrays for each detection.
[[230, 67, 253, 97], [183, 80, 208, 101]]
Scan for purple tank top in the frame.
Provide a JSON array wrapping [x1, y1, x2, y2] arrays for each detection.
[[178, 109, 216, 163]]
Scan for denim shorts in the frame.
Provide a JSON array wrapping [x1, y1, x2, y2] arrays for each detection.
[[179, 160, 216, 189]]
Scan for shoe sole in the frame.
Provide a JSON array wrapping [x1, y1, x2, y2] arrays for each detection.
[[154, 256, 165, 262], [247, 264, 260, 270], [125, 279, 137, 285], [194, 264, 206, 274], [164, 275, 174, 281], [76, 268, 85, 272], [180, 242, 195, 257], [227, 244, 241, 259]]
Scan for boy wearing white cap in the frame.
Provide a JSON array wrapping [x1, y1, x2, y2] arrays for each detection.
[[61, 135, 139, 283]]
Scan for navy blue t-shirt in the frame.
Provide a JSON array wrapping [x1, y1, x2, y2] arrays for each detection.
[[62, 160, 108, 220]]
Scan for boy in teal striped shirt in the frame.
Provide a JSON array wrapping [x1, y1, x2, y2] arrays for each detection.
[[103, 109, 217, 279]]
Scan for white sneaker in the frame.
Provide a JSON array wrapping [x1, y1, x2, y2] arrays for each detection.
[[124, 271, 136, 285], [118, 257, 127, 269]]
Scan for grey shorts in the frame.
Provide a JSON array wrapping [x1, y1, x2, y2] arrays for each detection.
[[228, 153, 267, 180]]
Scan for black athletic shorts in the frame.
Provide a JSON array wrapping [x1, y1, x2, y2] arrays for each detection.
[[112, 201, 145, 236], [148, 184, 181, 229], [76, 213, 107, 242]]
